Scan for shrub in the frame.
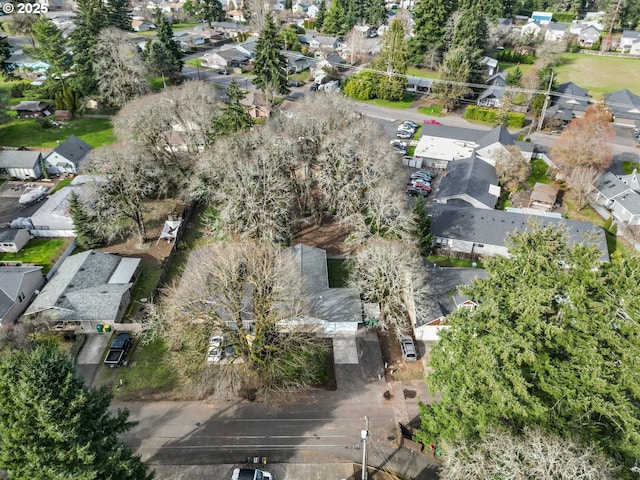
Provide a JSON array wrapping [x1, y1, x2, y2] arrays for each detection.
[[9, 82, 32, 98], [603, 217, 613, 231], [343, 75, 376, 100], [35, 117, 53, 129]]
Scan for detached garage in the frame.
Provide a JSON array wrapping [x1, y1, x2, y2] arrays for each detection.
[[0, 151, 43, 180]]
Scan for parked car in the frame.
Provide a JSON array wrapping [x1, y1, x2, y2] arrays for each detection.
[[310, 83, 319, 91], [231, 468, 272, 480], [288, 81, 302, 87], [397, 130, 413, 139], [424, 119, 440, 125], [406, 187, 429, 197], [411, 172, 433, 181], [402, 120, 419, 129], [218, 69, 228, 75], [400, 335, 418, 361], [207, 335, 225, 363]]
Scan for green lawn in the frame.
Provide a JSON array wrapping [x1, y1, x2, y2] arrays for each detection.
[[0, 238, 68, 273], [555, 53, 640, 98], [365, 93, 415, 109], [327, 258, 351, 288], [50, 178, 72, 194], [184, 58, 204, 68], [418, 105, 445, 116], [497, 62, 533, 76], [527, 158, 553, 187], [113, 338, 178, 399], [622, 161, 640, 174], [0, 117, 115, 148], [428, 255, 483, 268], [406, 67, 440, 79]]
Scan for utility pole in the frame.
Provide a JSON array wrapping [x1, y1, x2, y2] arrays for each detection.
[[361, 416, 369, 480], [537, 70, 554, 132]]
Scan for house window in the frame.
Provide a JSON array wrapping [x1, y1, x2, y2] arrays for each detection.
[[2, 243, 12, 247], [477, 244, 484, 248], [18, 292, 25, 302]]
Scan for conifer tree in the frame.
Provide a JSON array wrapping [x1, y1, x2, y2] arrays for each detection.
[[315, 0, 327, 30], [146, 11, 183, 86], [212, 79, 254, 137], [253, 13, 289, 109], [69, 191, 102, 249]]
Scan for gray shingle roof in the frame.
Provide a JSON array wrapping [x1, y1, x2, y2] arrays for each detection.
[[50, 135, 92, 166], [429, 204, 609, 261], [0, 266, 42, 318], [552, 81, 590, 110], [0, 151, 41, 169], [594, 171, 636, 199], [477, 125, 514, 149], [604, 89, 640, 120], [434, 154, 499, 209], [25, 250, 137, 322], [0, 228, 25, 243], [12, 101, 50, 112], [420, 124, 489, 144]]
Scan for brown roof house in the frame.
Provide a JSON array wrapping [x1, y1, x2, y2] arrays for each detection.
[[241, 91, 269, 119], [529, 182, 560, 211], [12, 101, 52, 118]]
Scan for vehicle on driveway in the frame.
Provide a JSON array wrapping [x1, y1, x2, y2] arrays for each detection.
[[411, 172, 433, 181], [104, 332, 132, 367], [396, 130, 413, 139], [207, 335, 225, 363], [406, 187, 429, 197], [218, 69, 228, 75], [402, 120, 419, 129], [400, 335, 418, 361], [232, 467, 272, 480], [288, 81, 302, 87]]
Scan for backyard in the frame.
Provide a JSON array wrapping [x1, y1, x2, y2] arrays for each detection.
[[0, 238, 70, 273], [0, 117, 115, 148]]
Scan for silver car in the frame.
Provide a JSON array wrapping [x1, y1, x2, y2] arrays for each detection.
[[400, 336, 418, 361]]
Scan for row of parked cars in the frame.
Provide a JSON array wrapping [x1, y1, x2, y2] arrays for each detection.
[[397, 120, 419, 139], [406, 169, 434, 197]]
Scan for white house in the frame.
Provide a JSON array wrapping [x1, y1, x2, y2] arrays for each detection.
[[307, 4, 319, 17], [0, 266, 44, 325], [544, 22, 567, 42], [0, 229, 30, 253], [0, 151, 43, 180], [521, 19, 542, 37], [44, 135, 92, 175], [620, 30, 640, 53]]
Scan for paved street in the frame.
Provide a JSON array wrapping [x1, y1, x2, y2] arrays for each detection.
[[114, 330, 439, 479]]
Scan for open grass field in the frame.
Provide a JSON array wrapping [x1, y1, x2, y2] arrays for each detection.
[[406, 67, 440, 79], [0, 117, 115, 148], [497, 62, 534, 76], [555, 53, 640, 98], [365, 93, 415, 109]]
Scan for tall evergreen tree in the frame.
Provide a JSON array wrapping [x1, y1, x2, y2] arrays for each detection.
[[191, 0, 225, 27], [372, 18, 408, 101], [32, 17, 71, 81], [365, 0, 387, 26], [315, 0, 327, 30], [212, 79, 254, 137], [0, 34, 14, 80], [69, 191, 102, 249], [253, 13, 289, 108], [70, 0, 109, 96], [107, 0, 133, 31], [408, 0, 456, 65], [322, 0, 347, 35], [451, 2, 488, 55], [432, 45, 472, 108], [146, 11, 183, 86], [0, 344, 154, 479]]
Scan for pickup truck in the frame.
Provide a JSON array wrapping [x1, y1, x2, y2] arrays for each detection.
[[231, 468, 272, 480], [104, 332, 132, 367]]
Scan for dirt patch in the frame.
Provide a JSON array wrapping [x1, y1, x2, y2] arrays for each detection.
[[377, 329, 424, 382], [291, 214, 350, 257]]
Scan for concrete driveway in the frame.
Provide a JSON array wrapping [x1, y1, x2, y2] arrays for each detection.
[[75, 333, 110, 385]]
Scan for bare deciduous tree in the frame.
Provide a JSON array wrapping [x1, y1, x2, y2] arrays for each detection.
[[348, 239, 426, 338], [567, 167, 598, 210], [441, 427, 620, 480], [495, 144, 531, 191], [155, 241, 328, 397], [93, 28, 149, 107], [345, 27, 367, 64], [550, 104, 616, 172], [83, 142, 162, 242]]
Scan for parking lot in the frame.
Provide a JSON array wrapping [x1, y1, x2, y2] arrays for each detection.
[[0, 182, 49, 225]]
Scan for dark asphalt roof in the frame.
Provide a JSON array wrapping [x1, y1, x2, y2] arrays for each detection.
[[50, 135, 91, 165], [434, 154, 499, 209]]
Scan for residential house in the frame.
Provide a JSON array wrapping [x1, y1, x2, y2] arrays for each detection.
[[593, 171, 640, 226], [292, 2, 308, 15], [286, 244, 362, 335], [202, 49, 250, 68], [24, 250, 141, 331], [521, 19, 542, 37], [307, 4, 319, 17], [604, 88, 640, 127], [412, 268, 487, 341], [583, 10, 605, 30], [44, 135, 92, 175], [544, 81, 590, 128], [234, 37, 259, 57], [406, 76, 433, 94], [173, 32, 205, 52], [240, 91, 269, 119], [544, 22, 567, 42], [433, 154, 501, 210], [227, 9, 246, 22], [529, 182, 560, 210], [429, 204, 609, 261], [0, 151, 43, 180], [620, 30, 640, 53], [210, 21, 250, 39], [27, 175, 108, 237], [0, 266, 44, 325], [480, 56, 498, 76], [298, 34, 339, 49], [0, 229, 30, 253], [495, 17, 514, 32], [12, 101, 51, 118], [531, 11, 553, 25], [285, 51, 313, 73], [132, 19, 154, 31], [477, 73, 507, 108], [578, 25, 601, 46]]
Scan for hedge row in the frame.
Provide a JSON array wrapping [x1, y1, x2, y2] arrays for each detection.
[[465, 105, 526, 128]]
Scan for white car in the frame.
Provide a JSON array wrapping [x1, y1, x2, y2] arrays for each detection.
[[207, 335, 224, 363], [396, 130, 413, 139], [231, 468, 272, 480]]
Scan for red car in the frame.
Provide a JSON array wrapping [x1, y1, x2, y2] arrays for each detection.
[[424, 119, 441, 125]]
